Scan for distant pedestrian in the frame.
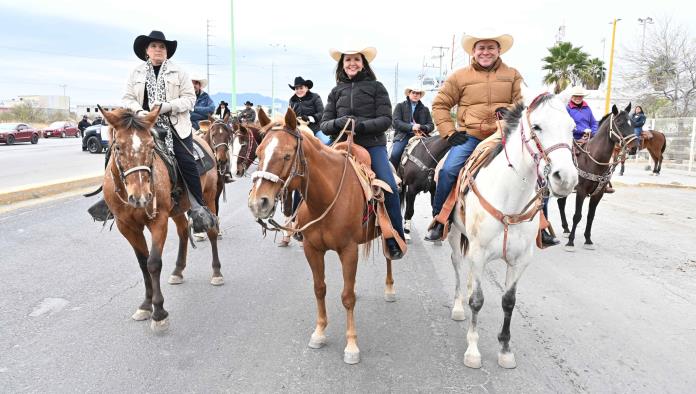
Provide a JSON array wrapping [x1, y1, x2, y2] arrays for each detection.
[[78, 115, 91, 137]]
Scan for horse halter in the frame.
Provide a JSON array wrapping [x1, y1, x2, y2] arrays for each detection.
[[112, 140, 156, 185], [209, 120, 234, 175]]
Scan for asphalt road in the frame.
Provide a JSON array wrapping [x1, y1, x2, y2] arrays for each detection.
[[0, 175, 694, 393]]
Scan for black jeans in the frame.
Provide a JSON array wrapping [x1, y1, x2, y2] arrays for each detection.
[[174, 134, 205, 207]]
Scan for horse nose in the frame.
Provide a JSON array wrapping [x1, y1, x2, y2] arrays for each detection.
[[146, 192, 153, 202], [259, 197, 271, 212]]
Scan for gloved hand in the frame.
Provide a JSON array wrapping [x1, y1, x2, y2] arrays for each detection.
[[355, 122, 366, 133], [448, 131, 468, 146], [334, 116, 355, 130], [300, 115, 309, 122], [307, 116, 315, 123], [137, 110, 150, 117], [152, 101, 172, 114]]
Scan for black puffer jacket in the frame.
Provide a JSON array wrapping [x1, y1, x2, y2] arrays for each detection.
[[320, 70, 392, 147], [392, 99, 434, 141], [289, 91, 324, 132]]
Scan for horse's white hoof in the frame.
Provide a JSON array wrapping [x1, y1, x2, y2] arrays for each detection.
[[562, 231, 570, 238], [168, 275, 184, 285], [498, 352, 517, 369], [131, 309, 151, 321], [210, 276, 224, 286], [217, 229, 223, 239], [150, 317, 170, 333], [193, 232, 206, 242], [464, 352, 482, 369], [564, 245, 575, 252], [308, 333, 326, 349], [583, 243, 596, 250], [384, 292, 397, 302], [405, 234, 412, 244], [451, 308, 466, 321], [344, 350, 360, 364]]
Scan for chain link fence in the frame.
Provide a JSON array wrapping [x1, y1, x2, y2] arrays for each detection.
[[637, 117, 696, 173]]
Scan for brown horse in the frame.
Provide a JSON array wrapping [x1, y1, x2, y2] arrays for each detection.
[[230, 121, 263, 177], [248, 108, 395, 364], [100, 106, 222, 333], [618, 130, 667, 176], [199, 115, 235, 215]]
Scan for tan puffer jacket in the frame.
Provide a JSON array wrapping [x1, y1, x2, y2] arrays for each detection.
[[432, 58, 523, 141]]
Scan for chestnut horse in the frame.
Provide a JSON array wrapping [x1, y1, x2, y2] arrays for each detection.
[[230, 121, 263, 178], [100, 107, 222, 333], [248, 108, 395, 364], [199, 115, 235, 214], [618, 130, 667, 176]]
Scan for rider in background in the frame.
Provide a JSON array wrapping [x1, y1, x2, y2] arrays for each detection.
[[425, 30, 522, 242], [189, 74, 215, 130], [240, 101, 256, 123], [630, 105, 646, 155], [289, 76, 328, 144], [214, 100, 231, 120], [320, 45, 405, 260], [389, 85, 434, 169]]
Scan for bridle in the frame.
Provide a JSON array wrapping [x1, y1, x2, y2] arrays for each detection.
[[231, 126, 259, 174], [110, 131, 158, 219], [208, 120, 234, 176]]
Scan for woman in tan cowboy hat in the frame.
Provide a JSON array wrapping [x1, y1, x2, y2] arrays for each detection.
[[389, 85, 434, 169], [320, 45, 405, 260], [425, 30, 523, 242]]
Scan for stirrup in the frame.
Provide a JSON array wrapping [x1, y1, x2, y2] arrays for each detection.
[[189, 206, 217, 233], [88, 198, 113, 222]]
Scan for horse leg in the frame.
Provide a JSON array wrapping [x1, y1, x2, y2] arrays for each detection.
[[207, 224, 223, 285], [564, 192, 585, 251], [338, 246, 360, 364], [583, 195, 602, 250], [403, 186, 417, 243], [556, 197, 570, 235], [305, 245, 328, 350], [619, 161, 625, 176], [116, 220, 153, 321], [384, 258, 396, 302], [447, 228, 466, 321], [168, 215, 189, 285], [147, 217, 170, 332], [463, 255, 485, 368], [497, 261, 529, 369]]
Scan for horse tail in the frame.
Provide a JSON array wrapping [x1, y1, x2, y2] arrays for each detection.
[[660, 132, 667, 154], [83, 185, 103, 197]]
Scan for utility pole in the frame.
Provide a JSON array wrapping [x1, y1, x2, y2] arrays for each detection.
[[269, 43, 286, 115], [59, 84, 68, 117], [605, 18, 621, 114], [637, 16, 653, 55], [394, 63, 399, 106], [230, 0, 237, 109], [432, 46, 448, 85]]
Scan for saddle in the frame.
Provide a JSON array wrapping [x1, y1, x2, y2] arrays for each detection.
[[641, 130, 654, 140]]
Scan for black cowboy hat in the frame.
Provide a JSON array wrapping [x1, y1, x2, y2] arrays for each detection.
[[219, 101, 228, 106], [289, 76, 313, 90], [133, 30, 177, 61], [244, 101, 253, 106]]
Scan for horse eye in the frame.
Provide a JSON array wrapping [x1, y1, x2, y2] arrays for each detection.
[[284, 154, 292, 161], [532, 124, 542, 131]]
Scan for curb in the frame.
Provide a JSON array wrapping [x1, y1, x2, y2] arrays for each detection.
[[612, 180, 696, 190], [0, 175, 103, 206]]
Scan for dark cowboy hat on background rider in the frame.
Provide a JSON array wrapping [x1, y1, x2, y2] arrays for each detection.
[[133, 30, 177, 61], [244, 101, 253, 106], [288, 76, 313, 90]]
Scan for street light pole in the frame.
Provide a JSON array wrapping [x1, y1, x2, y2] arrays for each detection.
[[230, 0, 237, 110], [637, 17, 653, 55], [59, 84, 68, 118], [604, 18, 621, 114]]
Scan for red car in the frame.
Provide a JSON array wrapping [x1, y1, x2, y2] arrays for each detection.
[[0, 123, 40, 144], [43, 121, 79, 138]]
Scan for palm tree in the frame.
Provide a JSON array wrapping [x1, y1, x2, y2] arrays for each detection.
[[579, 58, 606, 90], [542, 42, 589, 93]]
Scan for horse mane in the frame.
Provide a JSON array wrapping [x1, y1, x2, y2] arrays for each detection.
[[108, 108, 151, 132], [501, 101, 526, 137], [598, 112, 612, 127]]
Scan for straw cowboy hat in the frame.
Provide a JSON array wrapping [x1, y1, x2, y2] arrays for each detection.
[[289, 76, 313, 90], [190, 73, 208, 89], [569, 86, 589, 96], [461, 30, 514, 56], [329, 46, 377, 62], [404, 85, 426, 96], [133, 30, 177, 61]]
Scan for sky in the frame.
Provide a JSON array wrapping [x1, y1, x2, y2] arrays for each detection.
[[0, 0, 692, 109]]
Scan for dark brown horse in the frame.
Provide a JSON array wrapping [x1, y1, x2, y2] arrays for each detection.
[[248, 108, 397, 364], [618, 130, 667, 176], [100, 107, 222, 333], [557, 103, 634, 251], [199, 115, 235, 215], [230, 121, 263, 177]]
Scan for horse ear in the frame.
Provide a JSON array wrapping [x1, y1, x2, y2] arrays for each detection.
[[258, 108, 271, 127], [98, 105, 118, 127], [624, 102, 631, 113], [238, 124, 248, 135], [143, 105, 161, 127], [611, 104, 619, 116], [285, 107, 297, 130], [223, 113, 230, 124]]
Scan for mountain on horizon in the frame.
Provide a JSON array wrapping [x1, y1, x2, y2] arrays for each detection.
[[209, 92, 286, 110]]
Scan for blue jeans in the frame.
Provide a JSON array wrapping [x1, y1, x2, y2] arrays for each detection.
[[315, 130, 331, 145], [432, 136, 481, 216], [366, 145, 404, 239], [389, 136, 411, 169], [190, 113, 207, 130]]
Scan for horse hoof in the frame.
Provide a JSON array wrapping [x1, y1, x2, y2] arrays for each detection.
[[464, 352, 482, 369], [564, 245, 575, 252], [498, 352, 517, 369], [193, 232, 206, 242], [405, 234, 412, 244], [583, 243, 596, 250], [217, 229, 223, 239], [384, 292, 396, 302], [131, 309, 151, 321], [344, 350, 360, 364], [562, 231, 570, 238], [451, 308, 466, 321], [150, 317, 170, 333], [210, 276, 225, 286], [308, 333, 326, 349], [168, 275, 184, 285]]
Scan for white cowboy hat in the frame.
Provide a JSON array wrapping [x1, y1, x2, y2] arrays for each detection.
[[404, 85, 426, 96], [329, 46, 377, 63], [190, 73, 208, 89], [461, 30, 514, 56], [569, 86, 589, 96]]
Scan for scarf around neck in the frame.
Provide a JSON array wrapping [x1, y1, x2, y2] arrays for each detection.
[[145, 59, 174, 152]]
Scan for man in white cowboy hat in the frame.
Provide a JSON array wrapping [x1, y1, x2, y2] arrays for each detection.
[[425, 30, 523, 242], [566, 85, 598, 141], [190, 73, 215, 130], [389, 84, 434, 169]]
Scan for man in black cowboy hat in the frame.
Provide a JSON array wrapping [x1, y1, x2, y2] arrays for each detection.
[[240, 100, 256, 123]]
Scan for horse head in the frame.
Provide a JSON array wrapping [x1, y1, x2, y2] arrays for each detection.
[[602, 103, 634, 143], [248, 107, 303, 219], [202, 114, 235, 178], [230, 122, 261, 178], [518, 93, 579, 197], [100, 105, 160, 208]]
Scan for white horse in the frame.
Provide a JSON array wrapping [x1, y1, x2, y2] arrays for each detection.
[[447, 93, 578, 369]]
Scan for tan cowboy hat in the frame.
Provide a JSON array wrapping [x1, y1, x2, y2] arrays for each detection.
[[190, 73, 208, 89], [404, 85, 426, 96], [569, 86, 589, 96], [461, 30, 514, 56], [329, 46, 377, 62]]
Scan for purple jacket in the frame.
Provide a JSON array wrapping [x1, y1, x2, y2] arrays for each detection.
[[566, 101, 598, 140]]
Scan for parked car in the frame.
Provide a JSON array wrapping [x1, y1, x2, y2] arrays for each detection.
[[43, 121, 79, 138], [81, 124, 110, 153], [0, 123, 40, 145]]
